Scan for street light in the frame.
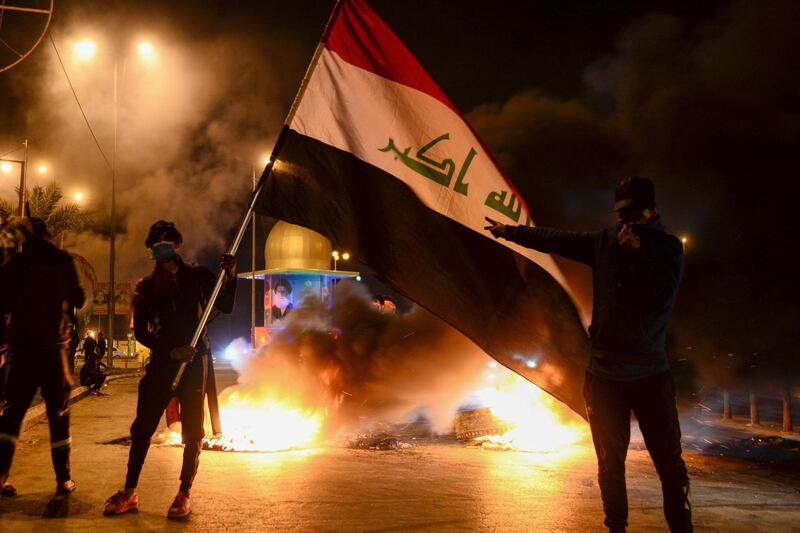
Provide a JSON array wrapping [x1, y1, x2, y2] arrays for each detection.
[[74, 38, 97, 60], [332, 250, 350, 271], [0, 142, 27, 215], [75, 36, 158, 369], [37, 163, 47, 174], [137, 41, 155, 58], [58, 190, 86, 250]]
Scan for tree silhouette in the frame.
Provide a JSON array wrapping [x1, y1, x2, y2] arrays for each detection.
[[10, 183, 92, 240]]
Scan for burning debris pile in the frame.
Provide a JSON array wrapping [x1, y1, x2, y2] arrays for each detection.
[[457, 368, 587, 452], [158, 282, 587, 454]]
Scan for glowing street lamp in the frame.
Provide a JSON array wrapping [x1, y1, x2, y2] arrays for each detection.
[[37, 163, 48, 174], [137, 41, 156, 62], [332, 250, 350, 271], [74, 38, 97, 60], [60, 191, 86, 249], [0, 145, 27, 215], [74, 36, 159, 368]]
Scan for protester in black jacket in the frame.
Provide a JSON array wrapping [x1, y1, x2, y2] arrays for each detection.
[[0, 218, 85, 513], [485, 177, 691, 533], [103, 220, 236, 520]]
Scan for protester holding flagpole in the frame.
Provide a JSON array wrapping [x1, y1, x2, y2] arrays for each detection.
[[103, 220, 236, 520]]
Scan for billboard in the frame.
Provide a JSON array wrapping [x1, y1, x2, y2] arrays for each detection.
[[93, 282, 132, 315]]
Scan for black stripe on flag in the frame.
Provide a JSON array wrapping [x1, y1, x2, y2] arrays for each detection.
[[257, 130, 590, 415]]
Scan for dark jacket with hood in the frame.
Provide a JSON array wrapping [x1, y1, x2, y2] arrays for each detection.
[[0, 237, 85, 352], [132, 255, 236, 363], [504, 217, 683, 380]]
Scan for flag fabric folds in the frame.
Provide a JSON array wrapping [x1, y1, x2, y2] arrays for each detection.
[[256, 0, 590, 415]]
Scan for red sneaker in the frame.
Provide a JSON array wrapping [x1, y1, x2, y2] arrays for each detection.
[[167, 491, 191, 520], [103, 490, 138, 516]]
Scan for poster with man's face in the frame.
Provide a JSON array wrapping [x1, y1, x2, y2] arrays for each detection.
[[265, 277, 294, 324]]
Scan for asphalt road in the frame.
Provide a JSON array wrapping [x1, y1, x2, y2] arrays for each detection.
[[1, 375, 799, 532]]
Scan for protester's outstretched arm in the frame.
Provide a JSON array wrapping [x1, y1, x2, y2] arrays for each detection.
[[484, 217, 597, 266]]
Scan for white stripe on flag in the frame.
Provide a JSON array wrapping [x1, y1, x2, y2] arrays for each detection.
[[292, 48, 571, 292]]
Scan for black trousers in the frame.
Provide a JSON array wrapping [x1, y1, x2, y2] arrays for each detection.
[[584, 370, 692, 532], [125, 355, 206, 491], [0, 350, 72, 483]]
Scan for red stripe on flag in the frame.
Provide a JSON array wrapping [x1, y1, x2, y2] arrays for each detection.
[[324, 0, 457, 113], [322, 0, 541, 229]]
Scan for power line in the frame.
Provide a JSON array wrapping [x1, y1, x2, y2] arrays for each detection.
[[0, 143, 27, 159], [47, 31, 112, 170]]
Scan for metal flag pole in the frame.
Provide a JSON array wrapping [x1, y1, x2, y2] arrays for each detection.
[[169, 126, 287, 392], [170, 0, 345, 394]]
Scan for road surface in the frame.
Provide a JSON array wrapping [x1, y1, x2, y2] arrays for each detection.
[[1, 375, 799, 532]]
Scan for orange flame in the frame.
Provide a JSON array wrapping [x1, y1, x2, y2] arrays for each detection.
[[473, 367, 588, 452], [204, 390, 325, 452]]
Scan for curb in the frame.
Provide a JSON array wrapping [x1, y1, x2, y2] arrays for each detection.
[[20, 371, 141, 434]]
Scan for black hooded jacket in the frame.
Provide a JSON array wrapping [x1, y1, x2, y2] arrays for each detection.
[[0, 238, 85, 351], [504, 217, 683, 380], [132, 255, 236, 363]]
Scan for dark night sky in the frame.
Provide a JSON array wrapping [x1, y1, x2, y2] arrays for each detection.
[[1, 1, 798, 385]]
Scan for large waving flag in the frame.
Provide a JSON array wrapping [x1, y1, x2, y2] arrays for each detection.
[[256, 0, 590, 415]]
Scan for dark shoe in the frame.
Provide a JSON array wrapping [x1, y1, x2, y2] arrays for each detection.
[[167, 491, 191, 520], [103, 490, 139, 516], [42, 481, 75, 518], [0, 482, 17, 497]]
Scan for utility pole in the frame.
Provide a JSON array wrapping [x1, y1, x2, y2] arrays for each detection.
[[19, 139, 28, 215], [107, 60, 118, 370], [251, 167, 257, 348]]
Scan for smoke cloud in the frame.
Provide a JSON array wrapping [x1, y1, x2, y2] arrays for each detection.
[[227, 281, 492, 434], [1, 5, 306, 281], [466, 0, 800, 386]]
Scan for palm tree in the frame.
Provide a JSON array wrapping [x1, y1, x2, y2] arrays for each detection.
[[0, 182, 92, 242], [0, 198, 13, 220]]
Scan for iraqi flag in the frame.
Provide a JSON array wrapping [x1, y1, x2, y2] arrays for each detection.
[[256, 0, 590, 415]]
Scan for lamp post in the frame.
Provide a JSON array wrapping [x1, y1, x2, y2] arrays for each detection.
[[331, 250, 350, 271], [75, 38, 156, 369], [0, 139, 28, 216], [60, 191, 85, 249]]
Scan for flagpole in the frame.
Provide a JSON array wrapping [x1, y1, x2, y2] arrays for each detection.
[[170, 0, 345, 393], [169, 127, 287, 392]]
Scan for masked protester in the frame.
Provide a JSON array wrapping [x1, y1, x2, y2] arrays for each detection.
[[485, 177, 691, 533], [103, 220, 236, 520], [0, 218, 85, 517]]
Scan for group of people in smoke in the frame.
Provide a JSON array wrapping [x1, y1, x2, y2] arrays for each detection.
[[0, 217, 235, 519], [0, 176, 691, 531]]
